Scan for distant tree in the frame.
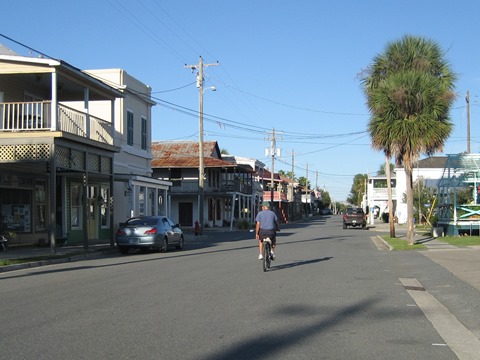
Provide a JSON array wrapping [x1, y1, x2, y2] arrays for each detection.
[[298, 176, 311, 189], [347, 174, 367, 206], [377, 162, 394, 176], [278, 170, 295, 180], [320, 190, 331, 208], [361, 35, 456, 244], [221, 148, 229, 155]]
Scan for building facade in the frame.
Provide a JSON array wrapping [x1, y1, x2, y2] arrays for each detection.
[[0, 50, 123, 248]]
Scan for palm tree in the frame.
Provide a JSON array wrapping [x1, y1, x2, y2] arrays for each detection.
[[361, 35, 456, 245]]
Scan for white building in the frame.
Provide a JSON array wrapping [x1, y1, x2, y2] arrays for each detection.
[[83, 69, 172, 230], [367, 156, 447, 224]]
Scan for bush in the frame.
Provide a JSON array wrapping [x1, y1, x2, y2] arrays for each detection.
[[237, 219, 251, 230]]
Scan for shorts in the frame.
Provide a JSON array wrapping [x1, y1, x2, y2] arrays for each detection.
[[258, 229, 276, 245]]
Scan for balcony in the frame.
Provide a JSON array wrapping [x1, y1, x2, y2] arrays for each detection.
[[370, 187, 396, 200], [0, 101, 113, 145], [263, 190, 288, 202], [170, 178, 252, 195]]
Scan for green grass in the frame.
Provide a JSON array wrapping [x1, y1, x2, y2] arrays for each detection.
[[0, 254, 70, 267], [441, 236, 480, 247], [382, 233, 480, 250], [382, 236, 427, 250]]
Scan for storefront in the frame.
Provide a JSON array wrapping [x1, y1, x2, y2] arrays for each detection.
[[0, 175, 48, 243]]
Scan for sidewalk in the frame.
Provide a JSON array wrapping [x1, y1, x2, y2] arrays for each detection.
[[371, 221, 480, 292], [0, 242, 119, 273]]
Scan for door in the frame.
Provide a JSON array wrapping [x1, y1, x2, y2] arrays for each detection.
[[87, 197, 98, 240], [178, 202, 193, 227]]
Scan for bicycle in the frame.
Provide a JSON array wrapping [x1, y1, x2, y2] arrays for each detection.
[[262, 236, 274, 272]]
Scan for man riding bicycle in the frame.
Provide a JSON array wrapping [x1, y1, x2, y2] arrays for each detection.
[[255, 202, 280, 260]]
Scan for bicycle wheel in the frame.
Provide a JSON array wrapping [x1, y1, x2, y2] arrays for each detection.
[[263, 241, 271, 272]]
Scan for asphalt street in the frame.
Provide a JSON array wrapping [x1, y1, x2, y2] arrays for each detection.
[[1, 216, 480, 359]]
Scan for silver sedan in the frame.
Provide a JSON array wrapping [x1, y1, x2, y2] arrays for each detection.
[[115, 216, 184, 254]]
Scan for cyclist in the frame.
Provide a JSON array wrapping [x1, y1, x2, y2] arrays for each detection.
[[255, 202, 280, 260]]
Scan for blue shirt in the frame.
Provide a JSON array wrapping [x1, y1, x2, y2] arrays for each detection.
[[255, 209, 278, 230]]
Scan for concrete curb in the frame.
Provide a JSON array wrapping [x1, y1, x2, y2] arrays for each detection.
[[0, 249, 118, 273], [377, 235, 393, 251]]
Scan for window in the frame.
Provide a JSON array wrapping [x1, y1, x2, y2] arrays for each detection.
[[171, 169, 181, 187], [141, 116, 147, 150], [139, 186, 145, 215], [373, 179, 396, 188], [0, 189, 32, 233], [71, 183, 82, 229], [100, 186, 110, 228], [127, 110, 134, 146]]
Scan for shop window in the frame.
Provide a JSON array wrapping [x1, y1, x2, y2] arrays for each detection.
[[0, 189, 32, 232]]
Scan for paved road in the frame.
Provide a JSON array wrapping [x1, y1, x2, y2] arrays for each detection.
[[1, 216, 479, 359]]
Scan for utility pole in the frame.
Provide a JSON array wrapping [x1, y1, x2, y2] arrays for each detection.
[[306, 162, 309, 216], [265, 128, 280, 208], [185, 56, 219, 235], [291, 149, 295, 217], [466, 90, 471, 153]]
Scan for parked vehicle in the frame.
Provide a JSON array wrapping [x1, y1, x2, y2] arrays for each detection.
[[343, 207, 367, 229], [115, 216, 184, 254]]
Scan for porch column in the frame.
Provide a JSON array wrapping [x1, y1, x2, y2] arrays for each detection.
[[51, 71, 58, 131], [49, 143, 57, 254], [84, 87, 90, 139], [82, 171, 89, 251], [111, 100, 115, 141], [110, 168, 115, 246]]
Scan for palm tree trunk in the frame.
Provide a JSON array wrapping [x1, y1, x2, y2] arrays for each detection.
[[385, 157, 395, 237], [405, 167, 415, 245]]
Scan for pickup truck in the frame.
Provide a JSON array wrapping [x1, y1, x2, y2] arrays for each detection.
[[343, 207, 367, 229]]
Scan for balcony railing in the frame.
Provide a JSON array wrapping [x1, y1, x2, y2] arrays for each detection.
[[370, 187, 396, 200], [263, 190, 288, 202], [170, 178, 252, 195], [0, 101, 113, 145]]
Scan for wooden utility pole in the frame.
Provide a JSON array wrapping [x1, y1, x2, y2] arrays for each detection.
[[184, 56, 219, 234], [265, 128, 277, 206]]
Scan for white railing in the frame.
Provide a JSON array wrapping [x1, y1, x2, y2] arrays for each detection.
[[0, 101, 51, 130], [1, 101, 113, 145], [370, 187, 397, 200]]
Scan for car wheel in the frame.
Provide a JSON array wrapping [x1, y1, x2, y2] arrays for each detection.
[[176, 236, 184, 250], [118, 246, 129, 255], [160, 237, 168, 253]]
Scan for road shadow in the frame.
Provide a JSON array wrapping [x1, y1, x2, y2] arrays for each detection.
[[270, 256, 333, 271]]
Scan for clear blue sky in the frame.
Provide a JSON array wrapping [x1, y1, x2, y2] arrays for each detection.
[[2, 0, 479, 201]]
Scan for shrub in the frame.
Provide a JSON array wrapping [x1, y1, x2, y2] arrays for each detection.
[[237, 219, 251, 230]]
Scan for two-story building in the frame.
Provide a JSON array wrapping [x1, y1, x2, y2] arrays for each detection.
[[0, 47, 124, 248], [79, 69, 171, 230], [367, 156, 447, 224], [151, 141, 254, 229]]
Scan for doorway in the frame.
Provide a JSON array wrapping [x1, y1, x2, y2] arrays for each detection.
[[178, 202, 193, 227]]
